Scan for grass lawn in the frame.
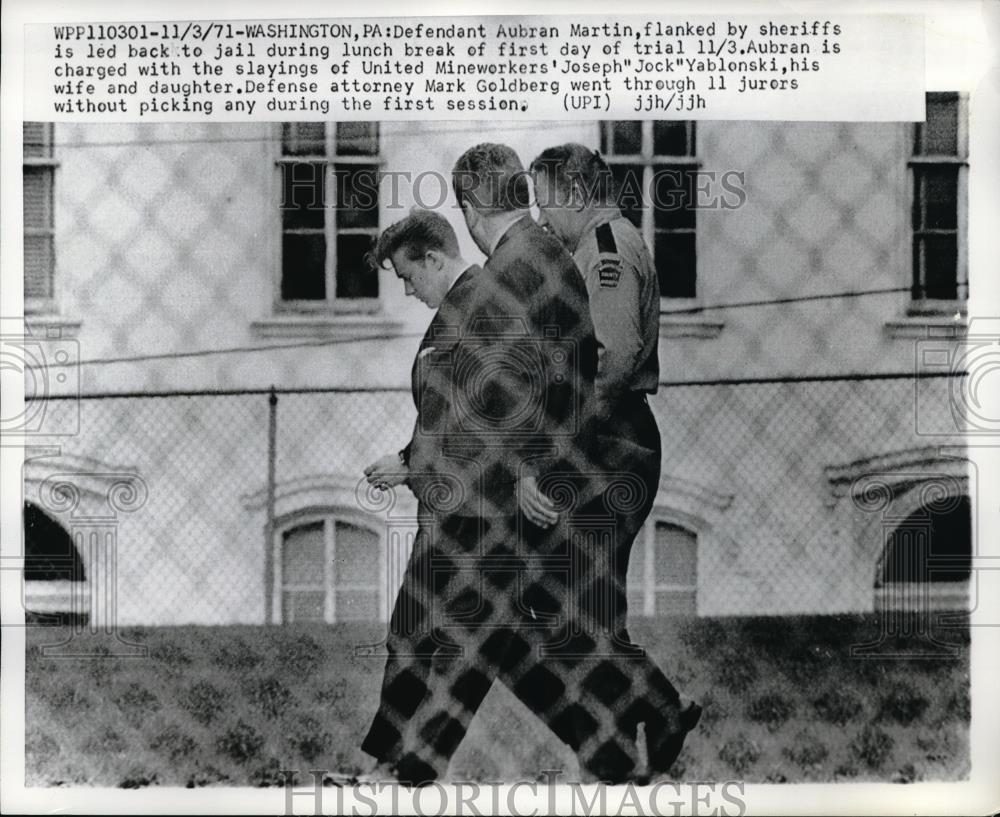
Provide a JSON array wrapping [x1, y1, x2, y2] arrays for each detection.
[[24, 614, 969, 787]]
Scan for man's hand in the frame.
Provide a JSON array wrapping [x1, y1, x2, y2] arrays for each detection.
[[518, 476, 559, 528], [364, 453, 408, 490]]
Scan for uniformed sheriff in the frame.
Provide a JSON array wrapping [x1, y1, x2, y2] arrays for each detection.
[[530, 143, 701, 779]]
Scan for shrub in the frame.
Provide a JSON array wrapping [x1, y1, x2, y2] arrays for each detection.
[[285, 714, 332, 764], [277, 632, 324, 675], [216, 720, 265, 764], [713, 655, 758, 695], [833, 763, 858, 780], [149, 724, 199, 761], [678, 617, 727, 651], [184, 766, 230, 788], [113, 682, 161, 725], [249, 757, 291, 787], [892, 762, 920, 784], [782, 732, 829, 769], [857, 658, 890, 684], [739, 617, 782, 650], [916, 728, 958, 763], [779, 642, 832, 683], [82, 725, 128, 755], [119, 626, 147, 643], [850, 725, 894, 770], [695, 693, 727, 735], [153, 641, 192, 669], [213, 637, 263, 671], [87, 657, 115, 682], [119, 767, 158, 788], [40, 683, 93, 713], [25, 731, 60, 761], [945, 686, 971, 722], [313, 679, 349, 707], [719, 736, 761, 776], [245, 675, 293, 720], [746, 691, 794, 732], [180, 680, 227, 725], [877, 681, 930, 726], [812, 688, 863, 726]]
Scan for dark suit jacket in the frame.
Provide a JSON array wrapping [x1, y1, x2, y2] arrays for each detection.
[[404, 217, 602, 519]]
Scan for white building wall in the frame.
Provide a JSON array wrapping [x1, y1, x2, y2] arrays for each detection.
[[25, 119, 962, 623]]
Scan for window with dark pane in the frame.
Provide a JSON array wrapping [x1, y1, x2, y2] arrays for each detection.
[[600, 120, 699, 302], [281, 122, 326, 156], [23, 122, 53, 159], [278, 122, 381, 305], [336, 234, 377, 298], [913, 235, 959, 300], [910, 92, 965, 301], [653, 164, 696, 298], [610, 163, 644, 229], [23, 122, 55, 301], [281, 161, 326, 229], [334, 165, 380, 229], [335, 122, 379, 156], [611, 121, 642, 155], [23, 502, 84, 582], [653, 166, 696, 230], [880, 496, 970, 585], [281, 234, 326, 300], [280, 160, 326, 301], [655, 232, 697, 299], [653, 121, 695, 157], [915, 93, 958, 156]]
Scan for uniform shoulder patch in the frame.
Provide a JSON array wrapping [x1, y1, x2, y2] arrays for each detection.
[[594, 222, 622, 288], [595, 256, 622, 288]]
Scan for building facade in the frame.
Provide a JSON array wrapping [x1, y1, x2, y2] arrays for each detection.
[[20, 103, 975, 625]]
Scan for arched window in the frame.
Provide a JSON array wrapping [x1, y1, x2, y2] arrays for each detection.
[[627, 520, 698, 616], [279, 516, 380, 623], [879, 495, 971, 586], [23, 502, 84, 582]]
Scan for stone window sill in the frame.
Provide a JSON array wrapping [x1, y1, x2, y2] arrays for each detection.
[[24, 313, 83, 339], [251, 314, 405, 340], [884, 313, 967, 339], [659, 313, 725, 338]]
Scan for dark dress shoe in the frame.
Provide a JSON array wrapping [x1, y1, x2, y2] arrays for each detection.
[[640, 701, 703, 782]]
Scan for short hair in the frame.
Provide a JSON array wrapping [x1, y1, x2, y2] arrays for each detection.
[[452, 143, 531, 212], [371, 208, 460, 270], [530, 143, 615, 207]]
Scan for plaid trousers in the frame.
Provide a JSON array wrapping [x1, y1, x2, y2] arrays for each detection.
[[361, 397, 690, 783]]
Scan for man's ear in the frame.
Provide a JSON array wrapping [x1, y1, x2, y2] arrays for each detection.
[[461, 200, 480, 230], [424, 249, 446, 270]]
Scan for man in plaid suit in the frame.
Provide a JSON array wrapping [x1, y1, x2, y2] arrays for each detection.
[[361, 146, 697, 784]]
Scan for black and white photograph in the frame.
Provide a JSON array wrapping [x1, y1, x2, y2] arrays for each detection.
[[2, 1, 998, 815]]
